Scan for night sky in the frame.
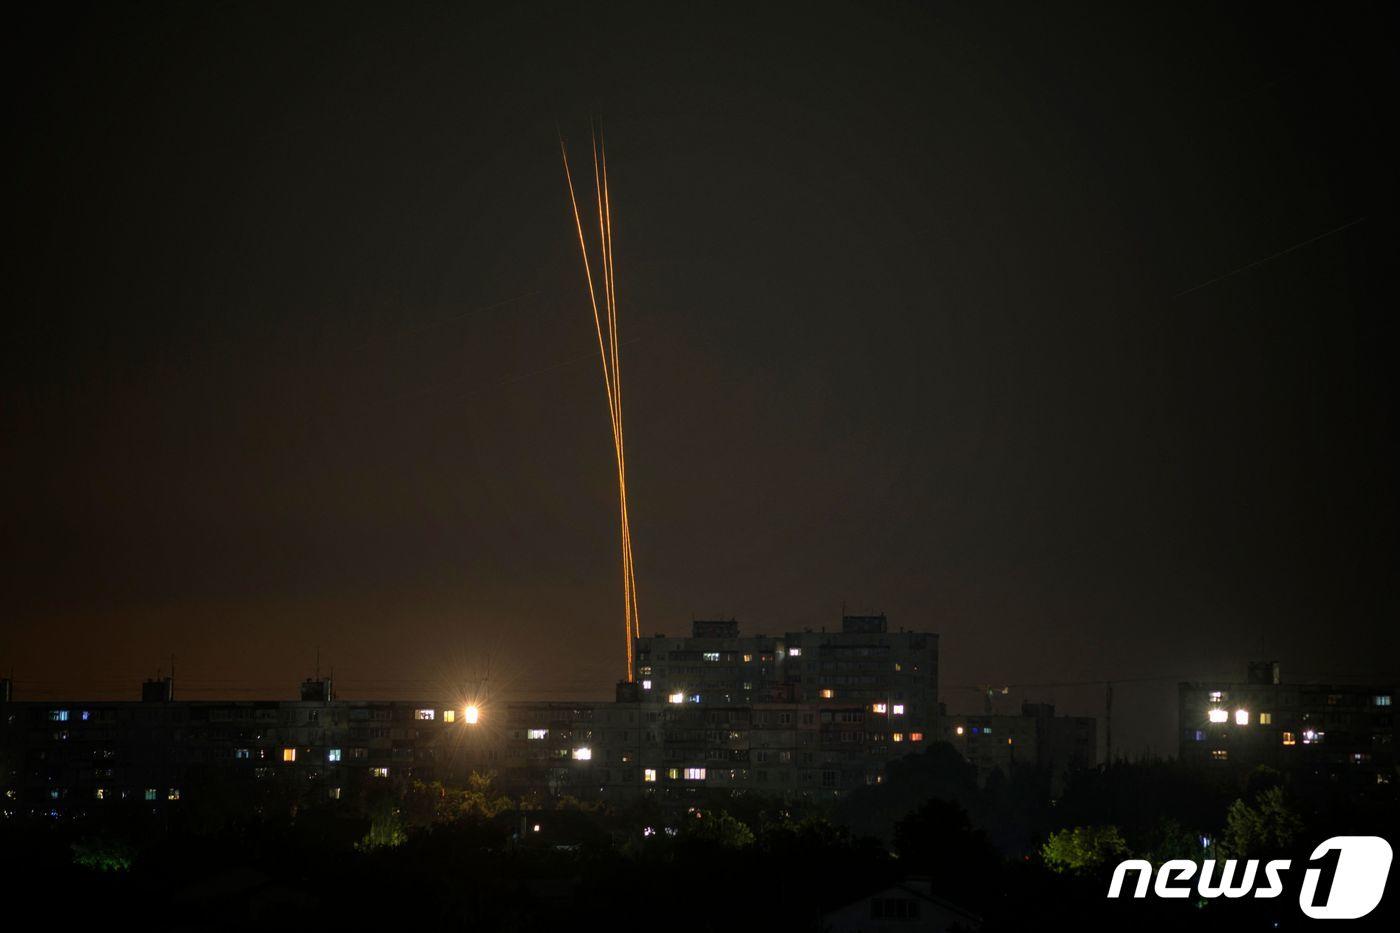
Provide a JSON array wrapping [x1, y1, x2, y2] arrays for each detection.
[[5, 2, 1397, 755]]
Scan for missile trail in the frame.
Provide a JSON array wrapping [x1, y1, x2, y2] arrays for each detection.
[[601, 131, 641, 643], [560, 123, 642, 680]]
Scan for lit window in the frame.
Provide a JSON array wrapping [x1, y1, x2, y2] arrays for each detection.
[[910, 732, 923, 742], [167, 788, 181, 800], [642, 680, 652, 690], [1235, 710, 1249, 726], [892, 733, 904, 743], [572, 747, 592, 761], [282, 748, 297, 762], [1282, 732, 1296, 746], [788, 647, 801, 657], [528, 728, 548, 740], [668, 692, 684, 705], [144, 788, 157, 801], [95, 788, 106, 800], [1210, 750, 1228, 761], [688, 694, 701, 704], [643, 768, 657, 783], [1259, 712, 1273, 725], [703, 652, 720, 662], [327, 748, 342, 762], [464, 705, 480, 724], [872, 703, 887, 714], [234, 748, 250, 759], [328, 787, 342, 800], [684, 767, 706, 781], [1209, 691, 1224, 702], [892, 704, 905, 716], [955, 726, 964, 736], [1375, 695, 1393, 707], [443, 709, 456, 723], [49, 710, 69, 722], [667, 768, 680, 780], [415, 709, 435, 721], [819, 688, 834, 699], [371, 767, 389, 778], [1208, 708, 1229, 723], [743, 654, 753, 663]]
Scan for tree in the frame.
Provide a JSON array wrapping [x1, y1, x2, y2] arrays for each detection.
[[357, 789, 407, 850], [71, 835, 136, 872], [679, 808, 755, 848], [894, 798, 1001, 902], [1220, 786, 1304, 859], [1040, 825, 1128, 875], [1136, 816, 1206, 865], [835, 743, 981, 841]]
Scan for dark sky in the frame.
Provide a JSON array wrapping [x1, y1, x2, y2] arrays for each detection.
[[5, 1, 1397, 755]]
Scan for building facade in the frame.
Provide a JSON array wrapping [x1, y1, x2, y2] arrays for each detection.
[[0, 677, 501, 819], [498, 614, 940, 797], [939, 701, 1096, 790], [1178, 661, 1396, 793], [3, 616, 1094, 816]]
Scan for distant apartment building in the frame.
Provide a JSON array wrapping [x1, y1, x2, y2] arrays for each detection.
[[500, 614, 939, 796], [1178, 661, 1396, 792], [939, 701, 1096, 790], [637, 615, 938, 725], [3, 614, 1096, 814], [0, 677, 502, 818], [1, 615, 944, 814]]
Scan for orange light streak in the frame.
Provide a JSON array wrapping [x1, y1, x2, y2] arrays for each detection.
[[561, 124, 641, 679]]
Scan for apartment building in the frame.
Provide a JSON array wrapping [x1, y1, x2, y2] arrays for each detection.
[[1178, 661, 1396, 793]]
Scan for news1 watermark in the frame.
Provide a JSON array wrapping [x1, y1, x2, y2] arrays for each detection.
[[1108, 836, 1393, 919]]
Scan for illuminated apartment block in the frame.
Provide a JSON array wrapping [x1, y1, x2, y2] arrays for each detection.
[[1, 615, 953, 812], [1178, 661, 1396, 792]]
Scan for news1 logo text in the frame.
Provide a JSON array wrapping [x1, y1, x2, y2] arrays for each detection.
[[1108, 836, 1393, 920]]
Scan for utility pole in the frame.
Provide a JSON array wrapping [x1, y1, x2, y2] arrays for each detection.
[[1105, 682, 1114, 765]]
